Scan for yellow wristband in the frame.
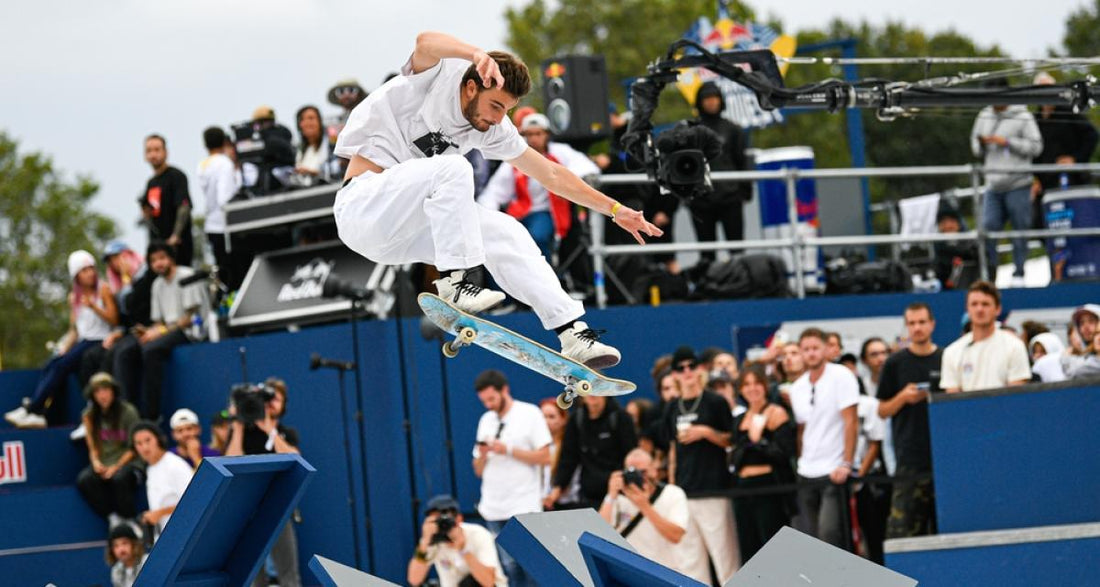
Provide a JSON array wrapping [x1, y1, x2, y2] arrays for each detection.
[[609, 201, 622, 218], [159, 325, 169, 334]]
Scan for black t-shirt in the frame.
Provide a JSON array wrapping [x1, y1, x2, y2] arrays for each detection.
[[144, 167, 193, 249], [667, 390, 733, 494], [233, 424, 299, 455], [876, 348, 943, 471]]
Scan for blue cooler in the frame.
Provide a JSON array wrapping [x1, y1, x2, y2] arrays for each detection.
[[755, 146, 822, 290], [1044, 186, 1100, 281]]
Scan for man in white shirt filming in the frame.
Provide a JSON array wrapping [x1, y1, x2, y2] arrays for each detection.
[[472, 369, 550, 587], [599, 448, 690, 576]]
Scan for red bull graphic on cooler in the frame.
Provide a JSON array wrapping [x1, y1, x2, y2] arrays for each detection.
[[677, 1, 796, 129], [0, 441, 26, 485]]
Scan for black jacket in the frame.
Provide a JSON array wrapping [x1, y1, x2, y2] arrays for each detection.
[[1034, 106, 1099, 190], [694, 113, 751, 206], [553, 399, 638, 505]]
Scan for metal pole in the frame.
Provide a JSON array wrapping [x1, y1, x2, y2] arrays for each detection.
[[971, 165, 989, 281], [785, 168, 807, 298], [591, 210, 608, 309]]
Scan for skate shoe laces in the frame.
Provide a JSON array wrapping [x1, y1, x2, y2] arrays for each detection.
[[572, 326, 607, 348], [449, 269, 488, 304]]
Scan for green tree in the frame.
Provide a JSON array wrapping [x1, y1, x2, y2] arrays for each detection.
[[1063, 0, 1100, 57], [0, 132, 117, 369]]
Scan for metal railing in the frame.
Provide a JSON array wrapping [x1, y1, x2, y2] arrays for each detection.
[[589, 162, 1100, 307]]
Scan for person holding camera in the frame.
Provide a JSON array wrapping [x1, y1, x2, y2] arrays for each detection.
[[471, 370, 550, 587], [599, 449, 690, 575], [407, 495, 506, 587], [225, 377, 301, 587]]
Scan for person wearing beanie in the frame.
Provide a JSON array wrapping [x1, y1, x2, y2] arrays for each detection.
[[4, 251, 119, 429], [106, 523, 148, 587], [689, 81, 751, 267]]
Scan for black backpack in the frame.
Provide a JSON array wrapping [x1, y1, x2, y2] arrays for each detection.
[[696, 254, 789, 299]]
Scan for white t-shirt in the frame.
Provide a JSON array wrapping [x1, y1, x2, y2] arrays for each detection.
[[855, 395, 886, 472], [790, 363, 861, 478], [477, 142, 601, 213], [427, 522, 506, 587], [473, 401, 553, 521], [334, 58, 528, 167], [196, 153, 239, 234], [940, 330, 1032, 392], [610, 483, 690, 571], [146, 451, 195, 534]]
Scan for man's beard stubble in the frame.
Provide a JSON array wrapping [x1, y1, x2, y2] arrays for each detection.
[[463, 93, 490, 132]]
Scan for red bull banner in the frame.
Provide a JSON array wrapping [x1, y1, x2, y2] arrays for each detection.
[[677, 1, 796, 128], [0, 441, 26, 485]]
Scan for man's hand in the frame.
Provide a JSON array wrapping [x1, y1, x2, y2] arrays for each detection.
[[139, 327, 163, 344], [487, 440, 507, 456], [678, 425, 711, 445], [829, 464, 851, 485], [653, 211, 671, 228], [612, 206, 663, 245], [91, 458, 106, 475], [141, 510, 162, 526], [1055, 155, 1076, 165], [981, 135, 1008, 147], [622, 483, 649, 510], [101, 464, 119, 480], [607, 471, 624, 498], [447, 524, 467, 551], [419, 517, 438, 551], [166, 234, 181, 247], [899, 383, 928, 405], [475, 443, 490, 459], [102, 331, 124, 350], [471, 50, 504, 89], [544, 486, 562, 510]]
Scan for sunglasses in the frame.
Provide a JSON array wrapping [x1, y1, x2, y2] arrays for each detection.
[[673, 362, 697, 373]]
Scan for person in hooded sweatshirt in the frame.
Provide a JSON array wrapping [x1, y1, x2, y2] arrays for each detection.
[[689, 81, 751, 266], [1029, 332, 1067, 383], [969, 78, 1043, 286]]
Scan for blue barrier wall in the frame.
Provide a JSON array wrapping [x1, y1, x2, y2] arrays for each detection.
[[929, 384, 1100, 533], [886, 534, 1100, 587], [1, 281, 1096, 584]]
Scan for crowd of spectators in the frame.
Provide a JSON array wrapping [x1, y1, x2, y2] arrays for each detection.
[[408, 279, 1098, 586]]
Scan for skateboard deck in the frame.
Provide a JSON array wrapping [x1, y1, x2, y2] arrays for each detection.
[[418, 293, 635, 408]]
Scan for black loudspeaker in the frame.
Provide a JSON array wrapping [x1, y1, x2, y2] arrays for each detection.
[[541, 55, 611, 143]]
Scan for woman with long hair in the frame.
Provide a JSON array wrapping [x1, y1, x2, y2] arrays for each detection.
[[5, 250, 118, 428], [294, 104, 334, 185], [730, 365, 798, 561], [76, 373, 141, 527], [540, 398, 581, 509]]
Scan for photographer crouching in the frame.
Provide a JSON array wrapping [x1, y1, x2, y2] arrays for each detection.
[[407, 495, 506, 587], [599, 448, 691, 576], [225, 377, 301, 587]]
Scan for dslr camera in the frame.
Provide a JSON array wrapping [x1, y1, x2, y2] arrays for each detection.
[[430, 512, 457, 545], [230, 382, 276, 425], [622, 467, 647, 489]]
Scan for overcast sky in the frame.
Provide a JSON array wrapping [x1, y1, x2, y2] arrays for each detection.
[[1, 0, 1089, 254]]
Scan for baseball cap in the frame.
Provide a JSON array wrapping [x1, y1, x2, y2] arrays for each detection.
[[169, 408, 200, 429], [519, 113, 551, 133], [425, 494, 460, 514], [102, 240, 130, 261], [671, 345, 697, 366]]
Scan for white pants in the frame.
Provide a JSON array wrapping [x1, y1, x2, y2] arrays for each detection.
[[678, 497, 741, 584], [334, 155, 584, 329]]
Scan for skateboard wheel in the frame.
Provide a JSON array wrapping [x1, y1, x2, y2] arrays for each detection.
[[458, 326, 477, 344], [556, 393, 573, 410], [576, 380, 593, 396], [441, 341, 460, 358]]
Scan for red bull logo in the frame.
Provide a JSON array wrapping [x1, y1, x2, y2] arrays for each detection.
[[543, 62, 566, 79], [0, 441, 26, 485]]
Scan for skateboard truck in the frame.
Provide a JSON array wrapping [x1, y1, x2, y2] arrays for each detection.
[[556, 377, 593, 410], [441, 326, 478, 358]]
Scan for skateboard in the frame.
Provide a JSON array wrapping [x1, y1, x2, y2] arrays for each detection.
[[418, 293, 636, 409]]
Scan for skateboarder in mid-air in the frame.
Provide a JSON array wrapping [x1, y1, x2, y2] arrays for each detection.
[[333, 31, 662, 368]]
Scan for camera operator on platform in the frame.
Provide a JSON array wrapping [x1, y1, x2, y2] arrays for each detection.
[[225, 377, 301, 587], [408, 494, 506, 587], [598, 448, 690, 575]]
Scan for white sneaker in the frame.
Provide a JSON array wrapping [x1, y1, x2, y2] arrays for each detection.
[[11, 410, 46, 429], [69, 423, 87, 441], [433, 270, 506, 315], [4, 406, 27, 426], [559, 321, 621, 369], [1010, 275, 1027, 288]]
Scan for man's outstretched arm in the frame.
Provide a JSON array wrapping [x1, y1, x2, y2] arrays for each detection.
[[410, 31, 503, 88], [510, 147, 662, 244]]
